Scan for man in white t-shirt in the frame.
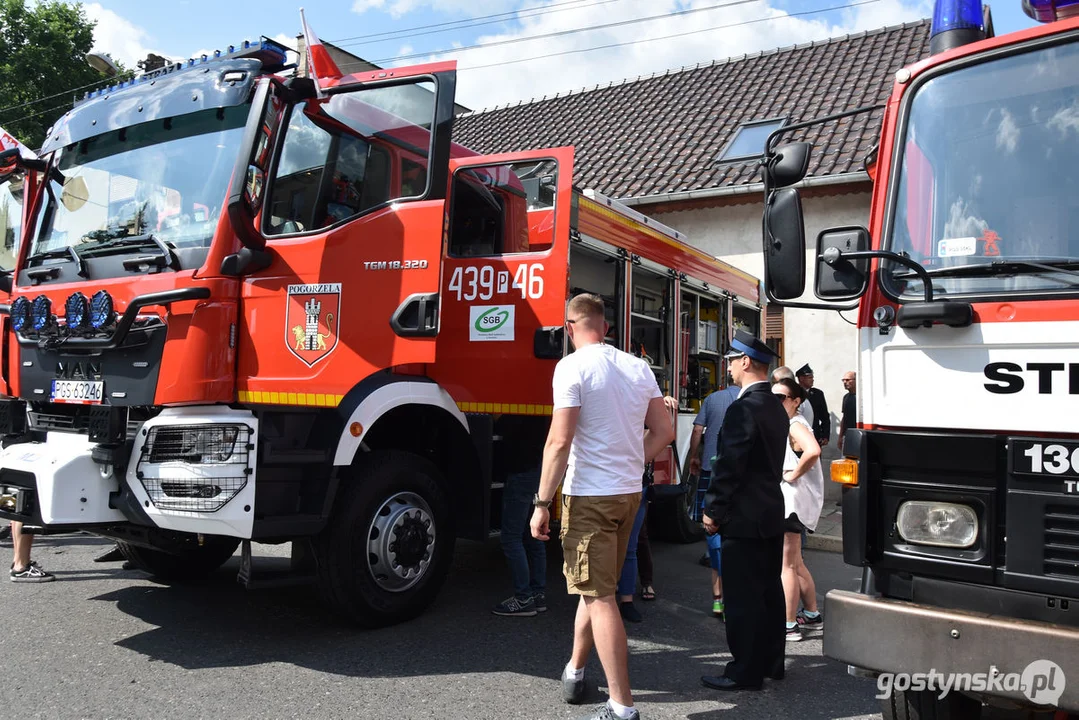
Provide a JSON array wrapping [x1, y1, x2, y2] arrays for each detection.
[[530, 293, 675, 720]]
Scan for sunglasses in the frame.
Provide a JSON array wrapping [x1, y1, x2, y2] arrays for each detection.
[[773, 391, 793, 399]]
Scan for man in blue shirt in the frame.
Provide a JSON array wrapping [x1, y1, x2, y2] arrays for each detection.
[[687, 382, 740, 617]]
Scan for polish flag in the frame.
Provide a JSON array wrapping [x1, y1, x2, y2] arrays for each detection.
[[0, 125, 36, 175], [300, 8, 342, 98]]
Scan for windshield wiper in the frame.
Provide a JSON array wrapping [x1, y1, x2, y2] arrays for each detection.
[[25, 245, 89, 279], [894, 259, 1079, 286], [80, 233, 179, 272]]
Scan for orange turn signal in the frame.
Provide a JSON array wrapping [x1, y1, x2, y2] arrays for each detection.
[[350, 422, 364, 437], [830, 458, 859, 486]]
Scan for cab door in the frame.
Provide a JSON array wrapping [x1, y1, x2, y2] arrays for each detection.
[[236, 63, 457, 405], [430, 147, 574, 413], [0, 168, 29, 398]]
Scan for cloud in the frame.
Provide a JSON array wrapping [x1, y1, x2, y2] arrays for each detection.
[[83, 3, 162, 69], [995, 108, 1019, 152], [85, 4, 299, 74], [1049, 101, 1079, 137], [358, 0, 932, 111]]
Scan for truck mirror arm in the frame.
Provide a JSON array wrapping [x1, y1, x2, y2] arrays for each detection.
[[761, 286, 860, 312], [820, 247, 934, 304]]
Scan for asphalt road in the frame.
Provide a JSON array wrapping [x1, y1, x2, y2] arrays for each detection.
[[0, 532, 884, 720]]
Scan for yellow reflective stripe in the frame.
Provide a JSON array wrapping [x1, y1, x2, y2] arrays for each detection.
[[456, 402, 553, 416], [237, 390, 343, 407]]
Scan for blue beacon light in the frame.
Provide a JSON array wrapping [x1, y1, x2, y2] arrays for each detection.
[[1023, 0, 1079, 22], [30, 295, 52, 332], [89, 290, 115, 329], [929, 0, 986, 54], [65, 292, 89, 330], [9, 297, 30, 333]]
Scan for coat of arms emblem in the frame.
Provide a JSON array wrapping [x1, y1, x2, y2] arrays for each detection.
[[285, 283, 341, 366]]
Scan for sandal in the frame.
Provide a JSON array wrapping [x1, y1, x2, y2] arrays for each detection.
[[641, 585, 656, 601]]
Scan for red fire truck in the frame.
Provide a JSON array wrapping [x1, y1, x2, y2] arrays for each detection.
[[0, 29, 759, 626], [761, 0, 1079, 715]]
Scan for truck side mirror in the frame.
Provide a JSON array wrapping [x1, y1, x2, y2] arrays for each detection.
[[0, 148, 48, 185], [815, 226, 870, 301], [763, 187, 806, 300], [226, 79, 276, 253], [0, 149, 18, 180], [766, 142, 812, 189]]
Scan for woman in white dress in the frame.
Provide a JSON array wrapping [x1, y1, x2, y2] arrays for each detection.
[[772, 378, 825, 642]]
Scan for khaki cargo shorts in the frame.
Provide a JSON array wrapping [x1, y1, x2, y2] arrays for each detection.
[[560, 491, 642, 597]]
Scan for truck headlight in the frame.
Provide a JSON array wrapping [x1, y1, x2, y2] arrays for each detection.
[[137, 424, 251, 512], [896, 501, 978, 548], [146, 425, 240, 464]]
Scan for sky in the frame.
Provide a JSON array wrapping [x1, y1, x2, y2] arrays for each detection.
[[83, 0, 1042, 112]]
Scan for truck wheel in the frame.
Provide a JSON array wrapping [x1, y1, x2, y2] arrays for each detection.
[[881, 689, 982, 720], [315, 450, 454, 628], [651, 473, 705, 544], [117, 536, 240, 583]]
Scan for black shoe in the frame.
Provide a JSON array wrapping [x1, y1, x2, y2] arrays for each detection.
[[697, 552, 711, 567], [492, 596, 537, 617], [532, 592, 547, 613], [562, 667, 586, 705], [94, 545, 125, 563], [619, 601, 642, 623], [701, 675, 762, 692], [10, 561, 55, 583]]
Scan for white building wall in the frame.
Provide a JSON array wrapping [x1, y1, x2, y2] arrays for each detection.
[[655, 190, 870, 439]]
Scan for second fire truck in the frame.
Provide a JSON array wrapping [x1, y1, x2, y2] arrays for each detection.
[[0, 26, 760, 626], [761, 0, 1079, 715]]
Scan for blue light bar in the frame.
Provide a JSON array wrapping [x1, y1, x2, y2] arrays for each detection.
[[1023, 0, 1079, 22], [80, 36, 291, 103], [931, 0, 984, 36], [929, 0, 985, 54]]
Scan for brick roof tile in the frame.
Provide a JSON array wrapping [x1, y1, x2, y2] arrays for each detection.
[[454, 19, 930, 200]]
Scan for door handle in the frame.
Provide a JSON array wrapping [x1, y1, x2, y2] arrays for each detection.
[[533, 326, 564, 359], [390, 292, 439, 337]]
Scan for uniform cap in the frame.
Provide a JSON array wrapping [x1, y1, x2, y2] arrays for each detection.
[[724, 330, 777, 364], [796, 364, 814, 377]]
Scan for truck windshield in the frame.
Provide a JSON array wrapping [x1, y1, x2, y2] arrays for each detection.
[[32, 106, 247, 257], [884, 40, 1079, 298]]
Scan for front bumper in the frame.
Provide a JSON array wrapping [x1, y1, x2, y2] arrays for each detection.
[[824, 589, 1079, 711], [0, 431, 127, 527], [0, 407, 258, 539]]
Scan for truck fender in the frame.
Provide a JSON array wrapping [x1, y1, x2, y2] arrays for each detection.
[[333, 380, 468, 467]]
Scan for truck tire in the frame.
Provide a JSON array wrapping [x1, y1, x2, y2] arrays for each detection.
[[650, 473, 705, 544], [881, 689, 982, 720], [315, 450, 454, 628], [117, 536, 240, 583]]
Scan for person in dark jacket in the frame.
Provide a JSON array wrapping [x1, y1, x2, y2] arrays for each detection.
[[796, 364, 830, 446], [700, 330, 788, 691]]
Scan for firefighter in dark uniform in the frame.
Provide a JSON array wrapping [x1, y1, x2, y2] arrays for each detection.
[[700, 330, 788, 691], [796, 364, 830, 446]]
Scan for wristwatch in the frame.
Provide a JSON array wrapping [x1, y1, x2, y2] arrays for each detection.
[[533, 493, 552, 509]]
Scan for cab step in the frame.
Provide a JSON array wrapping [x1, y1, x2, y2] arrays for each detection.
[[236, 539, 317, 590]]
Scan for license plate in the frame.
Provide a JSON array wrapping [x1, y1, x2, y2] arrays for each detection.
[[51, 379, 104, 405], [1011, 438, 1079, 479]]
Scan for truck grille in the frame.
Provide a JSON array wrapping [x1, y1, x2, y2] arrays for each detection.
[[29, 409, 145, 438], [1045, 505, 1079, 580]]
